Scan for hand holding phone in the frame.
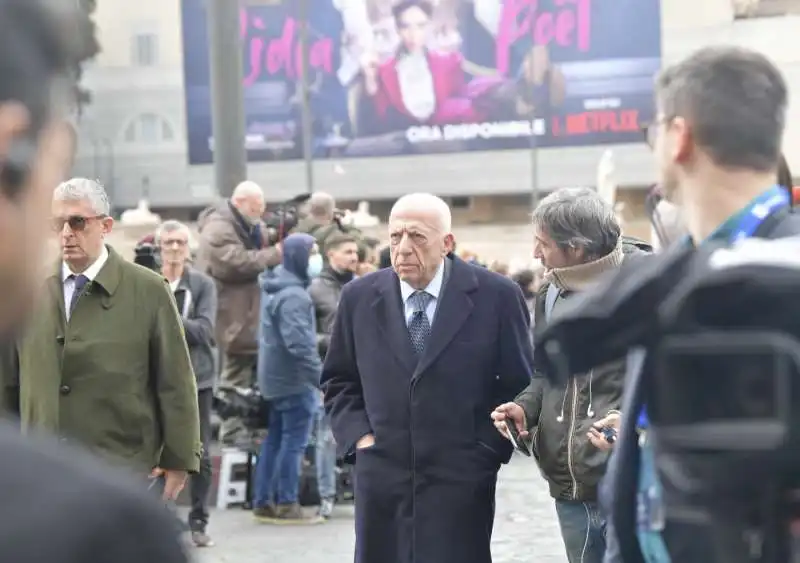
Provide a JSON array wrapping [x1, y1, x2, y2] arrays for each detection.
[[504, 419, 532, 457]]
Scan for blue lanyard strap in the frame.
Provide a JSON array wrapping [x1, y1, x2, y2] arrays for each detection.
[[730, 186, 790, 241], [637, 186, 790, 431]]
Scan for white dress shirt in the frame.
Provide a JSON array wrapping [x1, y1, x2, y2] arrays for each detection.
[[399, 259, 445, 327], [396, 51, 436, 122], [61, 245, 109, 320]]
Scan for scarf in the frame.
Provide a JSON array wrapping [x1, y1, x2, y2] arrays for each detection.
[[544, 242, 625, 292]]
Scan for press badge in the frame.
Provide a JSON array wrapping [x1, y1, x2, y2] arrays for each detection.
[[637, 486, 666, 532], [637, 432, 666, 532]]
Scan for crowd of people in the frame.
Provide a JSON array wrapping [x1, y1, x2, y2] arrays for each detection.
[[0, 0, 798, 561]]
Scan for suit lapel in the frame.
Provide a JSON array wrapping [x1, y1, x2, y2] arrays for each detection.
[[414, 258, 478, 378], [372, 273, 417, 375]]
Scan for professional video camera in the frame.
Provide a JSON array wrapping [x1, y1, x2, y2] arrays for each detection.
[[534, 238, 800, 563], [132, 234, 160, 271], [212, 385, 269, 433], [263, 193, 312, 245]]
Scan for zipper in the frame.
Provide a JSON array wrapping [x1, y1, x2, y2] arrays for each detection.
[[566, 377, 579, 500]]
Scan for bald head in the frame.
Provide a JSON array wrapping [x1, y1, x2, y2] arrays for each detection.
[[232, 181, 264, 200], [309, 192, 336, 221], [388, 193, 454, 289], [231, 181, 265, 221], [389, 193, 452, 233]]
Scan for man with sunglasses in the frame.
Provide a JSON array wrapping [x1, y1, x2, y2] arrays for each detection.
[[0, 1, 192, 562], [14, 177, 202, 491]]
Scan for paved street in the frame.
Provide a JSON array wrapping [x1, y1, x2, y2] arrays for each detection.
[[189, 455, 566, 563]]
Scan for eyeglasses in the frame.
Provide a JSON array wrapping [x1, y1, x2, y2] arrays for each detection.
[[642, 116, 673, 149], [161, 239, 188, 248], [51, 215, 106, 232]]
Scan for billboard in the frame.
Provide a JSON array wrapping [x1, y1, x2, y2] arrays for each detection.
[[180, 0, 661, 165]]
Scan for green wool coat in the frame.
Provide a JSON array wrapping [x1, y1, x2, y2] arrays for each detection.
[[14, 246, 201, 473]]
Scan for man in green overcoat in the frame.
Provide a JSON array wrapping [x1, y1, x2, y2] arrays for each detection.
[[12, 178, 201, 499]]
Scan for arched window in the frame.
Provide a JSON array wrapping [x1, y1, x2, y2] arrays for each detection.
[[122, 113, 175, 144]]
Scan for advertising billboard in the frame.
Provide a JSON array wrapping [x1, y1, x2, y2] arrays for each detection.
[[180, 0, 661, 165]]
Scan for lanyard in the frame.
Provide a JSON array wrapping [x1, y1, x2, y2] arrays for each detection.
[[729, 186, 790, 241], [637, 186, 790, 430]]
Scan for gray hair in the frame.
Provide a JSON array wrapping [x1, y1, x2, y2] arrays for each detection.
[[656, 46, 787, 172], [532, 187, 620, 259], [53, 178, 111, 216], [155, 219, 192, 245], [309, 192, 336, 218]]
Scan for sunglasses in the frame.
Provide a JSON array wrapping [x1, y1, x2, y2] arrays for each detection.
[[161, 239, 188, 248], [52, 215, 106, 232]]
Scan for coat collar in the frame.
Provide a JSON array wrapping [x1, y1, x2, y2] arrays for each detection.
[[371, 256, 479, 377], [49, 244, 122, 297]]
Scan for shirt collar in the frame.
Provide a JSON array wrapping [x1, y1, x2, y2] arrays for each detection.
[[400, 259, 445, 304], [62, 245, 109, 282]]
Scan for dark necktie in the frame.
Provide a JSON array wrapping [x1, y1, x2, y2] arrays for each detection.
[[68, 274, 89, 317], [408, 291, 433, 355]]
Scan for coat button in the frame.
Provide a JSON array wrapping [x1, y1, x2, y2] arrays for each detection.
[[59, 385, 71, 395]]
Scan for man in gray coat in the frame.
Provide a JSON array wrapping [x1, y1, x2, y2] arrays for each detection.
[[158, 220, 218, 547], [309, 233, 359, 518]]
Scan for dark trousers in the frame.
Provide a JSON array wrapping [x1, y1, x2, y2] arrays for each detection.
[[218, 354, 256, 443], [189, 388, 213, 531]]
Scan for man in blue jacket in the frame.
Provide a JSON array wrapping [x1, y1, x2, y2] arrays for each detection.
[[253, 233, 324, 524]]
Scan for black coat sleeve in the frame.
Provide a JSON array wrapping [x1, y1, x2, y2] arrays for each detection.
[[321, 283, 372, 460]]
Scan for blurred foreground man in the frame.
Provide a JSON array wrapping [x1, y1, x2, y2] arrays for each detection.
[[322, 193, 533, 563], [197, 180, 281, 444], [158, 220, 218, 546], [0, 1, 190, 561], [594, 47, 800, 563]]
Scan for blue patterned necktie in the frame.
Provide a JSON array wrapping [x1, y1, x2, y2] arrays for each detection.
[[408, 291, 433, 355], [68, 274, 89, 317]]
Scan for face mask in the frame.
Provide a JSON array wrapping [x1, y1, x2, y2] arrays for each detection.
[[306, 254, 323, 278]]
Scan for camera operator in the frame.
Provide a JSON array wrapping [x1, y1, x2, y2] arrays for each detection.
[[157, 220, 218, 548], [197, 180, 281, 445], [293, 192, 363, 259], [534, 47, 800, 563]]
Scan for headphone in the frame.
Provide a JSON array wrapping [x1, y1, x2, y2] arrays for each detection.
[[0, 138, 35, 200]]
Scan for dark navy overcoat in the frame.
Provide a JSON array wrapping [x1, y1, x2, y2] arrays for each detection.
[[322, 256, 533, 563]]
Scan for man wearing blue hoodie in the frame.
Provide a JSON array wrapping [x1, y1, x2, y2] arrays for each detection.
[[253, 233, 324, 524]]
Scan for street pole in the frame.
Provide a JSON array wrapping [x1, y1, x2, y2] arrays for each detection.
[[208, 0, 247, 198], [530, 120, 540, 212], [298, 0, 314, 193]]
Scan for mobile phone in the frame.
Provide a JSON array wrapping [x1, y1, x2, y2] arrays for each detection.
[[504, 419, 531, 456], [599, 426, 617, 444]]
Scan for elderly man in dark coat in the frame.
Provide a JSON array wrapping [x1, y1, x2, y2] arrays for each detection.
[[322, 193, 534, 563]]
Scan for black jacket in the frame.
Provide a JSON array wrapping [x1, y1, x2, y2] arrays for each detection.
[[515, 241, 646, 501], [0, 419, 189, 563], [309, 267, 352, 358], [172, 266, 218, 391]]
